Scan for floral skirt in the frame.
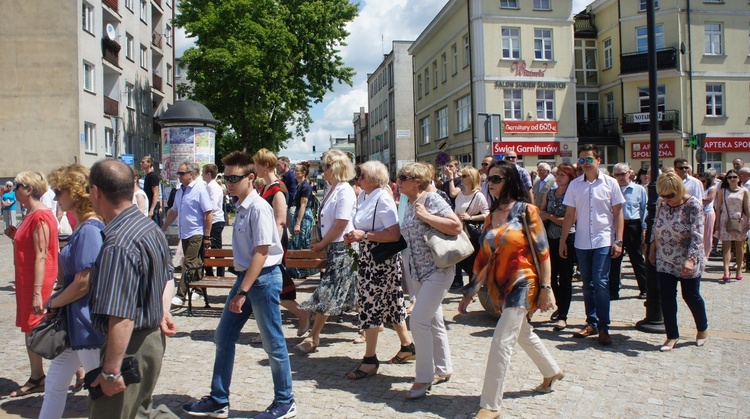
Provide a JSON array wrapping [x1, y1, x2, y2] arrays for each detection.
[[287, 208, 318, 279], [299, 242, 358, 316], [357, 241, 406, 329]]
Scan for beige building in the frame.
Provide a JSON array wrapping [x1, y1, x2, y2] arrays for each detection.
[[0, 0, 175, 179], [578, 0, 750, 172], [409, 0, 576, 171]]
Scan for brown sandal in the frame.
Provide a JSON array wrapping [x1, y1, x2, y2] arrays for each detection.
[[387, 343, 416, 364], [10, 375, 45, 397]]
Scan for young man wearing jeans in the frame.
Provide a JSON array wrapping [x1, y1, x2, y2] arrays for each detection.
[[184, 151, 296, 419], [559, 144, 624, 346]]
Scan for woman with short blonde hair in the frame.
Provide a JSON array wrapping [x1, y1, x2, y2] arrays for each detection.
[[453, 166, 489, 288], [459, 167, 481, 192], [324, 149, 355, 183]]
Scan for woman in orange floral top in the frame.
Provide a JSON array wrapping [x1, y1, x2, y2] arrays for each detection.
[[459, 160, 563, 419]]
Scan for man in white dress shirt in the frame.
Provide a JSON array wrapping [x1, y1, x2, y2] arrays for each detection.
[[674, 158, 704, 201], [202, 164, 226, 276]]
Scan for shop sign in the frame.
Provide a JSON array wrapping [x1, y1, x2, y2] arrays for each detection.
[[703, 137, 750, 152], [631, 112, 664, 123], [631, 141, 675, 159], [503, 121, 558, 134], [492, 141, 560, 155], [510, 61, 548, 77]]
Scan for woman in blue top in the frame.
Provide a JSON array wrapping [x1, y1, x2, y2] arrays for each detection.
[[2, 181, 17, 228], [40, 164, 105, 419]]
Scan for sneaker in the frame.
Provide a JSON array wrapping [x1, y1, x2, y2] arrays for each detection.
[[171, 296, 184, 306], [253, 400, 297, 419], [183, 396, 229, 418]]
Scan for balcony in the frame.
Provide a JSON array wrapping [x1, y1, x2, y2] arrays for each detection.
[[620, 47, 678, 75], [622, 110, 679, 134], [103, 0, 118, 12], [152, 31, 162, 49], [152, 0, 162, 9], [104, 96, 119, 116], [578, 118, 619, 138], [101, 38, 121, 67], [153, 74, 163, 92]]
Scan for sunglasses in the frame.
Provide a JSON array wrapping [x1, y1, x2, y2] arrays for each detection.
[[398, 174, 413, 181], [176, 171, 188, 176], [481, 162, 490, 167], [460, 174, 469, 178], [578, 157, 595, 164], [224, 174, 248, 184], [54, 188, 62, 197], [726, 175, 739, 180], [504, 156, 517, 161], [487, 175, 505, 184], [659, 193, 676, 200], [324, 163, 332, 169], [614, 173, 628, 177], [676, 166, 689, 171], [14, 183, 26, 191]]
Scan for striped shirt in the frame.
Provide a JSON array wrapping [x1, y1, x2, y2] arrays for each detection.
[[89, 205, 174, 335]]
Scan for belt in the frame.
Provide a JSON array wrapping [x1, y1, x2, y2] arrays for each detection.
[[624, 219, 642, 224]]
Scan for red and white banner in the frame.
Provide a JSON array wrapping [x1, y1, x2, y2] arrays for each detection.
[[630, 140, 675, 159], [492, 141, 560, 155], [503, 121, 558, 134], [703, 137, 750, 152]]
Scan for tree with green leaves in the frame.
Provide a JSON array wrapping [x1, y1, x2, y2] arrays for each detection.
[[175, 0, 358, 153]]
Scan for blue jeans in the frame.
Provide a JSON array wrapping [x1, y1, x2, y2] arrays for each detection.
[[209, 266, 293, 404], [575, 247, 611, 331]]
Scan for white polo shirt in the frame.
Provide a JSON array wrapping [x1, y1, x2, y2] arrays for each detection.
[[232, 190, 284, 271], [683, 175, 705, 201], [319, 181, 355, 243], [563, 172, 625, 250], [206, 179, 225, 224]]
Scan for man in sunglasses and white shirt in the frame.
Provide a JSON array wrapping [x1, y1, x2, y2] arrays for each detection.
[[559, 144, 624, 346], [674, 157, 704, 201]]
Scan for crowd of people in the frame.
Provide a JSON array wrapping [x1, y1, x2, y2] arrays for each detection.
[[3, 145, 744, 419]]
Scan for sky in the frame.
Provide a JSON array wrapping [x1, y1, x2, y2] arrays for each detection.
[[176, 0, 592, 162]]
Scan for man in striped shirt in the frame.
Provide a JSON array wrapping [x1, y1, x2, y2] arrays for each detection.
[[87, 159, 177, 419]]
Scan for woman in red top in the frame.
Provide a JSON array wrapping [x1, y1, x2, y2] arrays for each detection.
[[4, 171, 59, 397]]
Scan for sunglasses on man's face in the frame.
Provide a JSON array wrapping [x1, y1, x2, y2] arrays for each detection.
[[578, 157, 595, 165], [487, 175, 505, 184], [676, 166, 690, 171], [504, 156, 517, 161], [224, 174, 248, 184], [176, 171, 188, 176], [481, 162, 490, 167]]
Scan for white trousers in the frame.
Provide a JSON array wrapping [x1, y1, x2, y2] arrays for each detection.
[[409, 267, 454, 383], [480, 306, 559, 411], [40, 348, 101, 419]]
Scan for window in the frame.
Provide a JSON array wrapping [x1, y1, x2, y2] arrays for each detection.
[[534, 29, 553, 60], [126, 83, 134, 108], [639, 0, 659, 11], [140, 0, 147, 22], [451, 44, 458, 75], [417, 75, 422, 99], [125, 0, 133, 11], [706, 84, 723, 116], [706, 152, 722, 172], [84, 122, 96, 153], [504, 90, 522, 120], [534, 0, 551, 10], [637, 25, 664, 53], [603, 38, 612, 69], [432, 61, 438, 89], [166, 64, 173, 85], [165, 24, 172, 46], [502, 28, 520, 59], [437, 107, 448, 139], [577, 92, 599, 121], [424, 69, 429, 95], [500, 0, 518, 8], [441, 53, 447, 82], [125, 34, 134, 60], [575, 39, 598, 85], [704, 23, 722, 55], [83, 62, 94, 92], [536, 90, 554, 120], [463, 35, 470, 68], [638, 85, 666, 113], [141, 90, 149, 114], [82, 2, 94, 34], [140, 45, 148, 69], [420, 116, 430, 145], [456, 95, 471, 132], [104, 128, 114, 156], [605, 92, 615, 121]]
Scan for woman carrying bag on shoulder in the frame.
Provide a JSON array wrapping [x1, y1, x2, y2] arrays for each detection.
[[458, 160, 563, 419], [714, 169, 750, 281], [454, 167, 489, 288]]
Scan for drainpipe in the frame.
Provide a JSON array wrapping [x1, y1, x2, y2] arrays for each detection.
[[467, 0, 477, 167], [686, 0, 695, 162], [617, 0, 625, 140]]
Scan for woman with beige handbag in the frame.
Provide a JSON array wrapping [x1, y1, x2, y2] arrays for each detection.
[[714, 169, 750, 281]]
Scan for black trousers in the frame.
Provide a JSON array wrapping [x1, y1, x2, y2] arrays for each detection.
[[549, 235, 575, 320], [609, 220, 647, 297], [204, 221, 225, 276]]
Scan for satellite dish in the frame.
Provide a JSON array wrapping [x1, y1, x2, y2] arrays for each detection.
[[106, 24, 117, 40]]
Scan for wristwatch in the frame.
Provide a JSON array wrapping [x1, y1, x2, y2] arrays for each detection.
[[101, 371, 122, 383], [364, 232, 369, 241], [237, 289, 248, 296], [614, 240, 623, 247]]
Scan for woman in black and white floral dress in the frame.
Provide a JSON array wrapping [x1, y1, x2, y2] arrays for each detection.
[[345, 161, 414, 380]]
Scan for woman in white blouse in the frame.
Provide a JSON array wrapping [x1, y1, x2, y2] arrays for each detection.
[[453, 166, 489, 288], [130, 166, 148, 216], [345, 161, 414, 380], [296, 150, 359, 353]]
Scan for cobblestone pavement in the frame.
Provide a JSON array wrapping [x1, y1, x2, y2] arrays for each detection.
[[0, 230, 748, 418]]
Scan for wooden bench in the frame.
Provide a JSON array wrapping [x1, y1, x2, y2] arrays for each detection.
[[286, 249, 328, 270], [184, 248, 236, 316]]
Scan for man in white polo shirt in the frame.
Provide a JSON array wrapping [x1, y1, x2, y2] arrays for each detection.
[[560, 144, 625, 346], [674, 158, 704, 200]]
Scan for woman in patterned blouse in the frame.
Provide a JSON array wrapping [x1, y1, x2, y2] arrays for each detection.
[[458, 160, 562, 419], [649, 172, 708, 352]]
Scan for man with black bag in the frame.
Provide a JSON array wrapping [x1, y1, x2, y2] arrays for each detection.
[[86, 159, 178, 418]]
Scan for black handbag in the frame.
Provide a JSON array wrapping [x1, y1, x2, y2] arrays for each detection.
[[368, 196, 408, 264], [463, 192, 484, 246], [27, 309, 69, 360]]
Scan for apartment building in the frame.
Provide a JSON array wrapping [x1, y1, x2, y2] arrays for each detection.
[[409, 0, 576, 170], [577, 0, 750, 172], [0, 0, 175, 178], [361, 41, 416, 176]]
